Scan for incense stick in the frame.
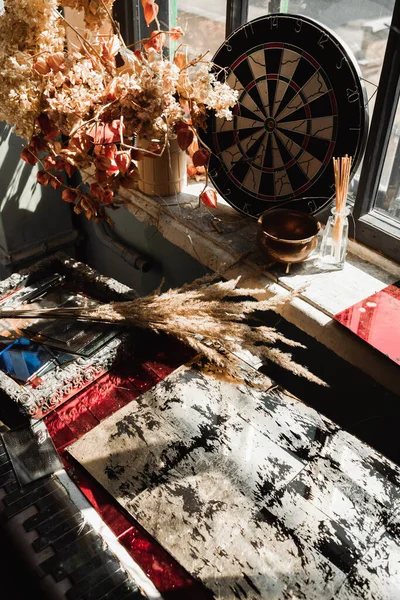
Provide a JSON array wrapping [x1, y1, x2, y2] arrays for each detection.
[[332, 155, 352, 261]]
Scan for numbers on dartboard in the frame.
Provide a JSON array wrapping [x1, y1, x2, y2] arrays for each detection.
[[224, 188, 232, 196], [318, 33, 329, 49], [224, 43, 232, 52], [270, 16, 278, 29], [346, 87, 360, 103], [336, 57, 346, 70], [307, 199, 318, 213], [242, 203, 251, 214], [295, 19, 302, 33]]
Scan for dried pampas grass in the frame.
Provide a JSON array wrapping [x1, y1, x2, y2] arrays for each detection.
[[0, 275, 326, 386]]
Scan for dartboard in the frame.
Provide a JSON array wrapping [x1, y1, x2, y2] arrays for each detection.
[[202, 13, 368, 218]]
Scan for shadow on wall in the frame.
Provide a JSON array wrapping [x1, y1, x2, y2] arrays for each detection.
[[0, 123, 75, 276], [78, 206, 210, 297]]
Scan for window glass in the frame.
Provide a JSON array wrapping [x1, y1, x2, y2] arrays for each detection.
[[176, 0, 227, 58], [247, 0, 395, 116], [374, 99, 400, 222]]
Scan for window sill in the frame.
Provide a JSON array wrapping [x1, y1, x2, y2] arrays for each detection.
[[118, 182, 400, 395]]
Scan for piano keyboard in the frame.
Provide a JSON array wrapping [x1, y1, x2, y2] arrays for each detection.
[[0, 439, 159, 600]]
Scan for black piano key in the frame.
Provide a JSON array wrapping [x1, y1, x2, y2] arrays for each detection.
[[100, 579, 142, 600], [0, 468, 16, 490], [23, 494, 69, 531], [4, 480, 67, 518], [33, 513, 86, 552], [67, 557, 122, 600], [37, 531, 105, 578], [3, 477, 19, 494], [3, 475, 54, 505], [52, 522, 93, 552], [35, 505, 81, 538], [53, 548, 113, 584], [0, 461, 13, 476], [0, 451, 10, 467], [81, 569, 128, 600], [69, 552, 120, 585]]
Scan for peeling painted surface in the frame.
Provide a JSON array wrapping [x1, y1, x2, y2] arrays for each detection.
[[69, 363, 400, 599]]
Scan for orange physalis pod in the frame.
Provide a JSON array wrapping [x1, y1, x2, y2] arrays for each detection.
[[174, 52, 187, 70], [72, 132, 92, 154], [47, 52, 65, 72], [115, 151, 131, 174], [36, 170, 50, 186], [33, 57, 51, 75], [103, 143, 118, 159], [177, 128, 194, 151], [94, 155, 112, 171], [187, 164, 197, 178], [200, 188, 218, 208], [29, 136, 47, 153], [144, 31, 165, 53], [43, 155, 57, 170], [144, 1, 159, 26], [192, 148, 210, 167], [90, 183, 105, 200], [96, 169, 108, 183], [102, 189, 115, 204], [49, 175, 63, 190], [62, 189, 77, 203], [170, 26, 184, 41], [20, 148, 38, 166]]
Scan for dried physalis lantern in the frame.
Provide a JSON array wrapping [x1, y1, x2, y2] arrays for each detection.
[[200, 188, 218, 208], [62, 189, 77, 204], [192, 148, 210, 168], [176, 123, 193, 151]]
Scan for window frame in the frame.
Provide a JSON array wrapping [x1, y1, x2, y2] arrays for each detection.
[[352, 0, 400, 261]]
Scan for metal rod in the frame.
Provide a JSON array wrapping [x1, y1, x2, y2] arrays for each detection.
[[226, 0, 249, 37], [93, 222, 153, 273], [0, 230, 79, 268], [113, 0, 139, 45]]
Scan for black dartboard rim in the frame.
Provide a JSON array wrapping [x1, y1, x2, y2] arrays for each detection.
[[201, 13, 369, 218]]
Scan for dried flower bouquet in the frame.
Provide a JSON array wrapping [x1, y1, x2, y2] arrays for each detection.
[[0, 0, 237, 221], [0, 275, 326, 385]]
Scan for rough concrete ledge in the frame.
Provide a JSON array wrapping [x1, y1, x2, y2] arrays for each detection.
[[118, 183, 400, 396]]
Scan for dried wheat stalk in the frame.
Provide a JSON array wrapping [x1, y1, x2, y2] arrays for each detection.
[[0, 275, 326, 385]]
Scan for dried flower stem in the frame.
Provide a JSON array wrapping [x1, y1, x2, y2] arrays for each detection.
[[0, 276, 326, 386], [99, 0, 126, 48], [69, 100, 118, 139], [55, 9, 113, 75]]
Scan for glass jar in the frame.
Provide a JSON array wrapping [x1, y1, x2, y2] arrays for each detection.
[[319, 206, 350, 270]]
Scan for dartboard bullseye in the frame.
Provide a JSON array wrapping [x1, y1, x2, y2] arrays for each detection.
[[202, 14, 368, 218]]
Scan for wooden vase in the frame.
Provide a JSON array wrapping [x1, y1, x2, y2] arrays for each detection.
[[138, 138, 187, 197]]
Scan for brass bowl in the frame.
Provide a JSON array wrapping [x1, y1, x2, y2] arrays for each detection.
[[257, 208, 320, 271]]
